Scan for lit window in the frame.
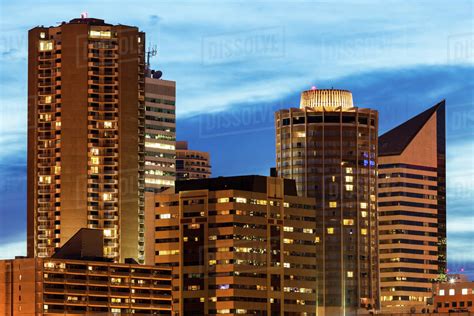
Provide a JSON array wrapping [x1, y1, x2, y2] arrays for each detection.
[[284, 226, 294, 232], [91, 166, 98, 174], [449, 289, 455, 296], [91, 157, 99, 165], [345, 184, 353, 191], [283, 238, 294, 244], [208, 235, 217, 241], [462, 288, 468, 295], [361, 228, 367, 235], [91, 148, 99, 155], [159, 213, 171, 219], [40, 32, 46, 39], [104, 229, 113, 237], [343, 219, 354, 226], [104, 121, 113, 128], [345, 176, 353, 182], [329, 201, 337, 208], [217, 198, 229, 203], [39, 176, 51, 184], [315, 236, 320, 243], [347, 271, 354, 278], [89, 30, 112, 38], [39, 40, 53, 51], [283, 262, 290, 268], [209, 260, 216, 266], [236, 197, 247, 203], [331, 176, 336, 182], [303, 228, 313, 234], [283, 202, 289, 207], [361, 211, 368, 218], [102, 193, 112, 201], [327, 227, 334, 234], [44, 95, 52, 104], [43, 305, 48, 310], [345, 167, 353, 174], [360, 202, 367, 209]]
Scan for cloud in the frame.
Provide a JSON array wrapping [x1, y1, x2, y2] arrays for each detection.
[[0, 239, 26, 260]]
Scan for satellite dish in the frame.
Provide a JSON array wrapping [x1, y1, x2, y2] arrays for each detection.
[[152, 70, 163, 79]]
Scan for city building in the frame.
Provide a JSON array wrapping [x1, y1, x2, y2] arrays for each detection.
[[175, 141, 211, 180], [433, 275, 473, 313], [152, 175, 318, 316], [145, 70, 176, 192], [27, 16, 146, 262], [0, 229, 172, 315], [378, 101, 446, 312], [275, 88, 380, 314]]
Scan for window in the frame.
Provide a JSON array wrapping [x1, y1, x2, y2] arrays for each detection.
[[462, 288, 468, 295], [217, 198, 229, 203], [159, 213, 171, 219], [345, 167, 353, 174], [327, 227, 334, 234], [360, 202, 367, 209], [284, 226, 294, 232], [345, 184, 353, 191], [44, 95, 52, 104], [361, 211, 368, 218], [439, 289, 445, 296], [449, 289, 455, 296], [347, 271, 354, 278], [40, 32, 46, 39], [91, 157, 99, 165], [345, 176, 353, 182], [236, 197, 247, 203], [329, 201, 337, 208], [39, 40, 53, 51], [303, 228, 313, 234], [104, 229, 113, 237], [89, 30, 112, 38], [91, 166, 98, 174], [343, 219, 354, 226], [104, 121, 113, 129], [315, 236, 320, 243], [361, 228, 367, 236], [102, 193, 112, 201]]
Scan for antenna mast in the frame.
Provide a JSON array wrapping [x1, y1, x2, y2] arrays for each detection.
[[145, 45, 157, 74]]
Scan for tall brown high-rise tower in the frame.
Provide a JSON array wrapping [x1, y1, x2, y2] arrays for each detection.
[[378, 101, 446, 312], [27, 17, 145, 262], [275, 88, 380, 315]]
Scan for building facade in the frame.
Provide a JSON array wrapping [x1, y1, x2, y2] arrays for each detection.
[[275, 88, 380, 314], [0, 258, 172, 315], [145, 71, 176, 192], [378, 101, 447, 312], [152, 176, 319, 316], [175, 141, 211, 180], [0, 228, 172, 315], [27, 17, 145, 262], [433, 275, 474, 313]]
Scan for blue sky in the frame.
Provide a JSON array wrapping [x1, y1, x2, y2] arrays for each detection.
[[0, 0, 473, 276]]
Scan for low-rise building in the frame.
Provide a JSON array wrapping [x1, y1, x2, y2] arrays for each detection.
[[0, 229, 173, 315], [433, 274, 474, 313], [175, 141, 211, 180]]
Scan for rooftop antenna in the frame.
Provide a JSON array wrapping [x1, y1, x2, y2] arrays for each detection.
[[146, 45, 158, 72]]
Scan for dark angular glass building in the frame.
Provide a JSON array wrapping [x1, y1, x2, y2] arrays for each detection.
[[378, 101, 446, 312]]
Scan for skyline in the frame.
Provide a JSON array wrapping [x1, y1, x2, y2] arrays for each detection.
[[0, 0, 473, 280]]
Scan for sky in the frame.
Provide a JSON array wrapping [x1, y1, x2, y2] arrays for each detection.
[[0, 0, 473, 276]]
